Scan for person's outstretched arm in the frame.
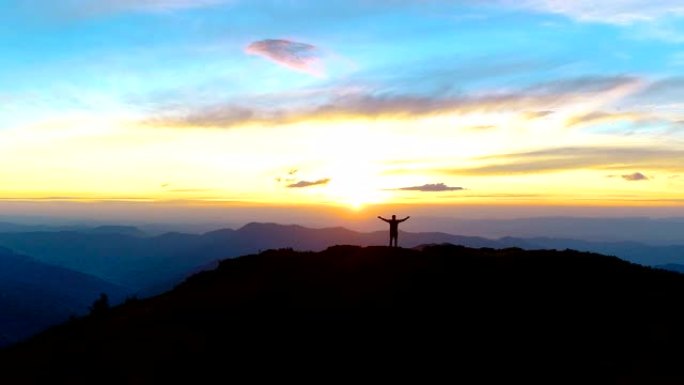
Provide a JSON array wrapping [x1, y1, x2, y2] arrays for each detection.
[[399, 216, 410, 222], [378, 216, 389, 222]]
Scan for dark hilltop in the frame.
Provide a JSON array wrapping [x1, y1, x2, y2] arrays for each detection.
[[2, 244, 684, 383]]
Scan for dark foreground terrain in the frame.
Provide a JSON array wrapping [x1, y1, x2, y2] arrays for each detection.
[[2, 244, 684, 384]]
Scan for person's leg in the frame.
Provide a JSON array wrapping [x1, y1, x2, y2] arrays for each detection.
[[389, 234, 393, 247]]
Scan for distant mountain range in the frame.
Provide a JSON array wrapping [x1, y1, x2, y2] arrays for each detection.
[[0, 246, 126, 347], [3, 245, 684, 383], [408, 216, 684, 245], [0, 222, 147, 236], [0, 223, 511, 291], [0, 222, 681, 293]]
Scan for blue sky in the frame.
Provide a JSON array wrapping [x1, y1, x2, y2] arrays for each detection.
[[2, 1, 682, 116], [1, 0, 684, 212]]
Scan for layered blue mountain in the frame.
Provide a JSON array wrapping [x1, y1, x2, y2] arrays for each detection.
[[0, 223, 504, 292], [0, 246, 126, 347], [0, 223, 682, 297]]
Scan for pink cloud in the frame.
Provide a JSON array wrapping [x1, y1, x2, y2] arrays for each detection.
[[245, 39, 324, 77]]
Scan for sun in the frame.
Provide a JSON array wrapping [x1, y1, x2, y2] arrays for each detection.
[[284, 120, 394, 210], [326, 181, 388, 210], [321, 161, 390, 210]]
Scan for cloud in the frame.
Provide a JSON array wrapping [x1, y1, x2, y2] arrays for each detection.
[[445, 146, 684, 175], [397, 183, 464, 192], [621, 172, 649, 181], [525, 76, 639, 95], [118, 0, 227, 11], [146, 75, 640, 128], [630, 77, 684, 103], [504, 1, 684, 24], [322, 76, 638, 118], [61, 0, 229, 15], [565, 111, 647, 127], [524, 110, 554, 119], [148, 104, 260, 128], [287, 178, 330, 188], [245, 39, 323, 76]]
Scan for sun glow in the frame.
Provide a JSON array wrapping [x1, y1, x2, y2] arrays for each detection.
[[324, 177, 390, 210], [1, 100, 681, 206], [319, 152, 391, 210], [288, 120, 396, 210]]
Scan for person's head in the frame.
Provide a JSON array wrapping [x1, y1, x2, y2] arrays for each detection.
[[392, 215, 396, 220]]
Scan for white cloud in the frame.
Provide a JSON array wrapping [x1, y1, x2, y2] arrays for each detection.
[[74, 0, 229, 14], [508, 0, 684, 24]]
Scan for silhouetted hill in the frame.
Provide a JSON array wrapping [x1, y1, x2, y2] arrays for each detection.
[[3, 245, 684, 383], [0, 246, 127, 347]]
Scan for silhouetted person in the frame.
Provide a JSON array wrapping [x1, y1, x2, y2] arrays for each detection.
[[378, 215, 410, 247]]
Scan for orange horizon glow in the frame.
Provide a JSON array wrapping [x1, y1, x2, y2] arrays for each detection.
[[1, 111, 681, 211]]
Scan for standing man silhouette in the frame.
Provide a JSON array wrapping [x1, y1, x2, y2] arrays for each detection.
[[378, 215, 410, 247]]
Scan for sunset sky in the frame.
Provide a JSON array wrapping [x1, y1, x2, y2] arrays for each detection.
[[2, 1, 684, 217]]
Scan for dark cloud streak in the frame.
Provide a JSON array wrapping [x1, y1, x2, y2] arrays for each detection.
[[397, 183, 464, 192], [622, 172, 649, 181], [287, 178, 330, 188]]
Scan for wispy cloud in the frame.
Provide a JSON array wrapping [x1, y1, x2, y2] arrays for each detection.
[[287, 178, 330, 188], [565, 111, 647, 127], [150, 104, 259, 128], [630, 77, 684, 103], [621, 172, 649, 181], [396, 183, 464, 192], [119, 0, 227, 11], [67, 0, 229, 15], [146, 75, 640, 128], [446, 146, 684, 175], [506, 1, 684, 24], [245, 39, 324, 76]]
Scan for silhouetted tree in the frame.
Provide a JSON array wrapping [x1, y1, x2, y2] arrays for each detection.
[[89, 293, 109, 317]]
